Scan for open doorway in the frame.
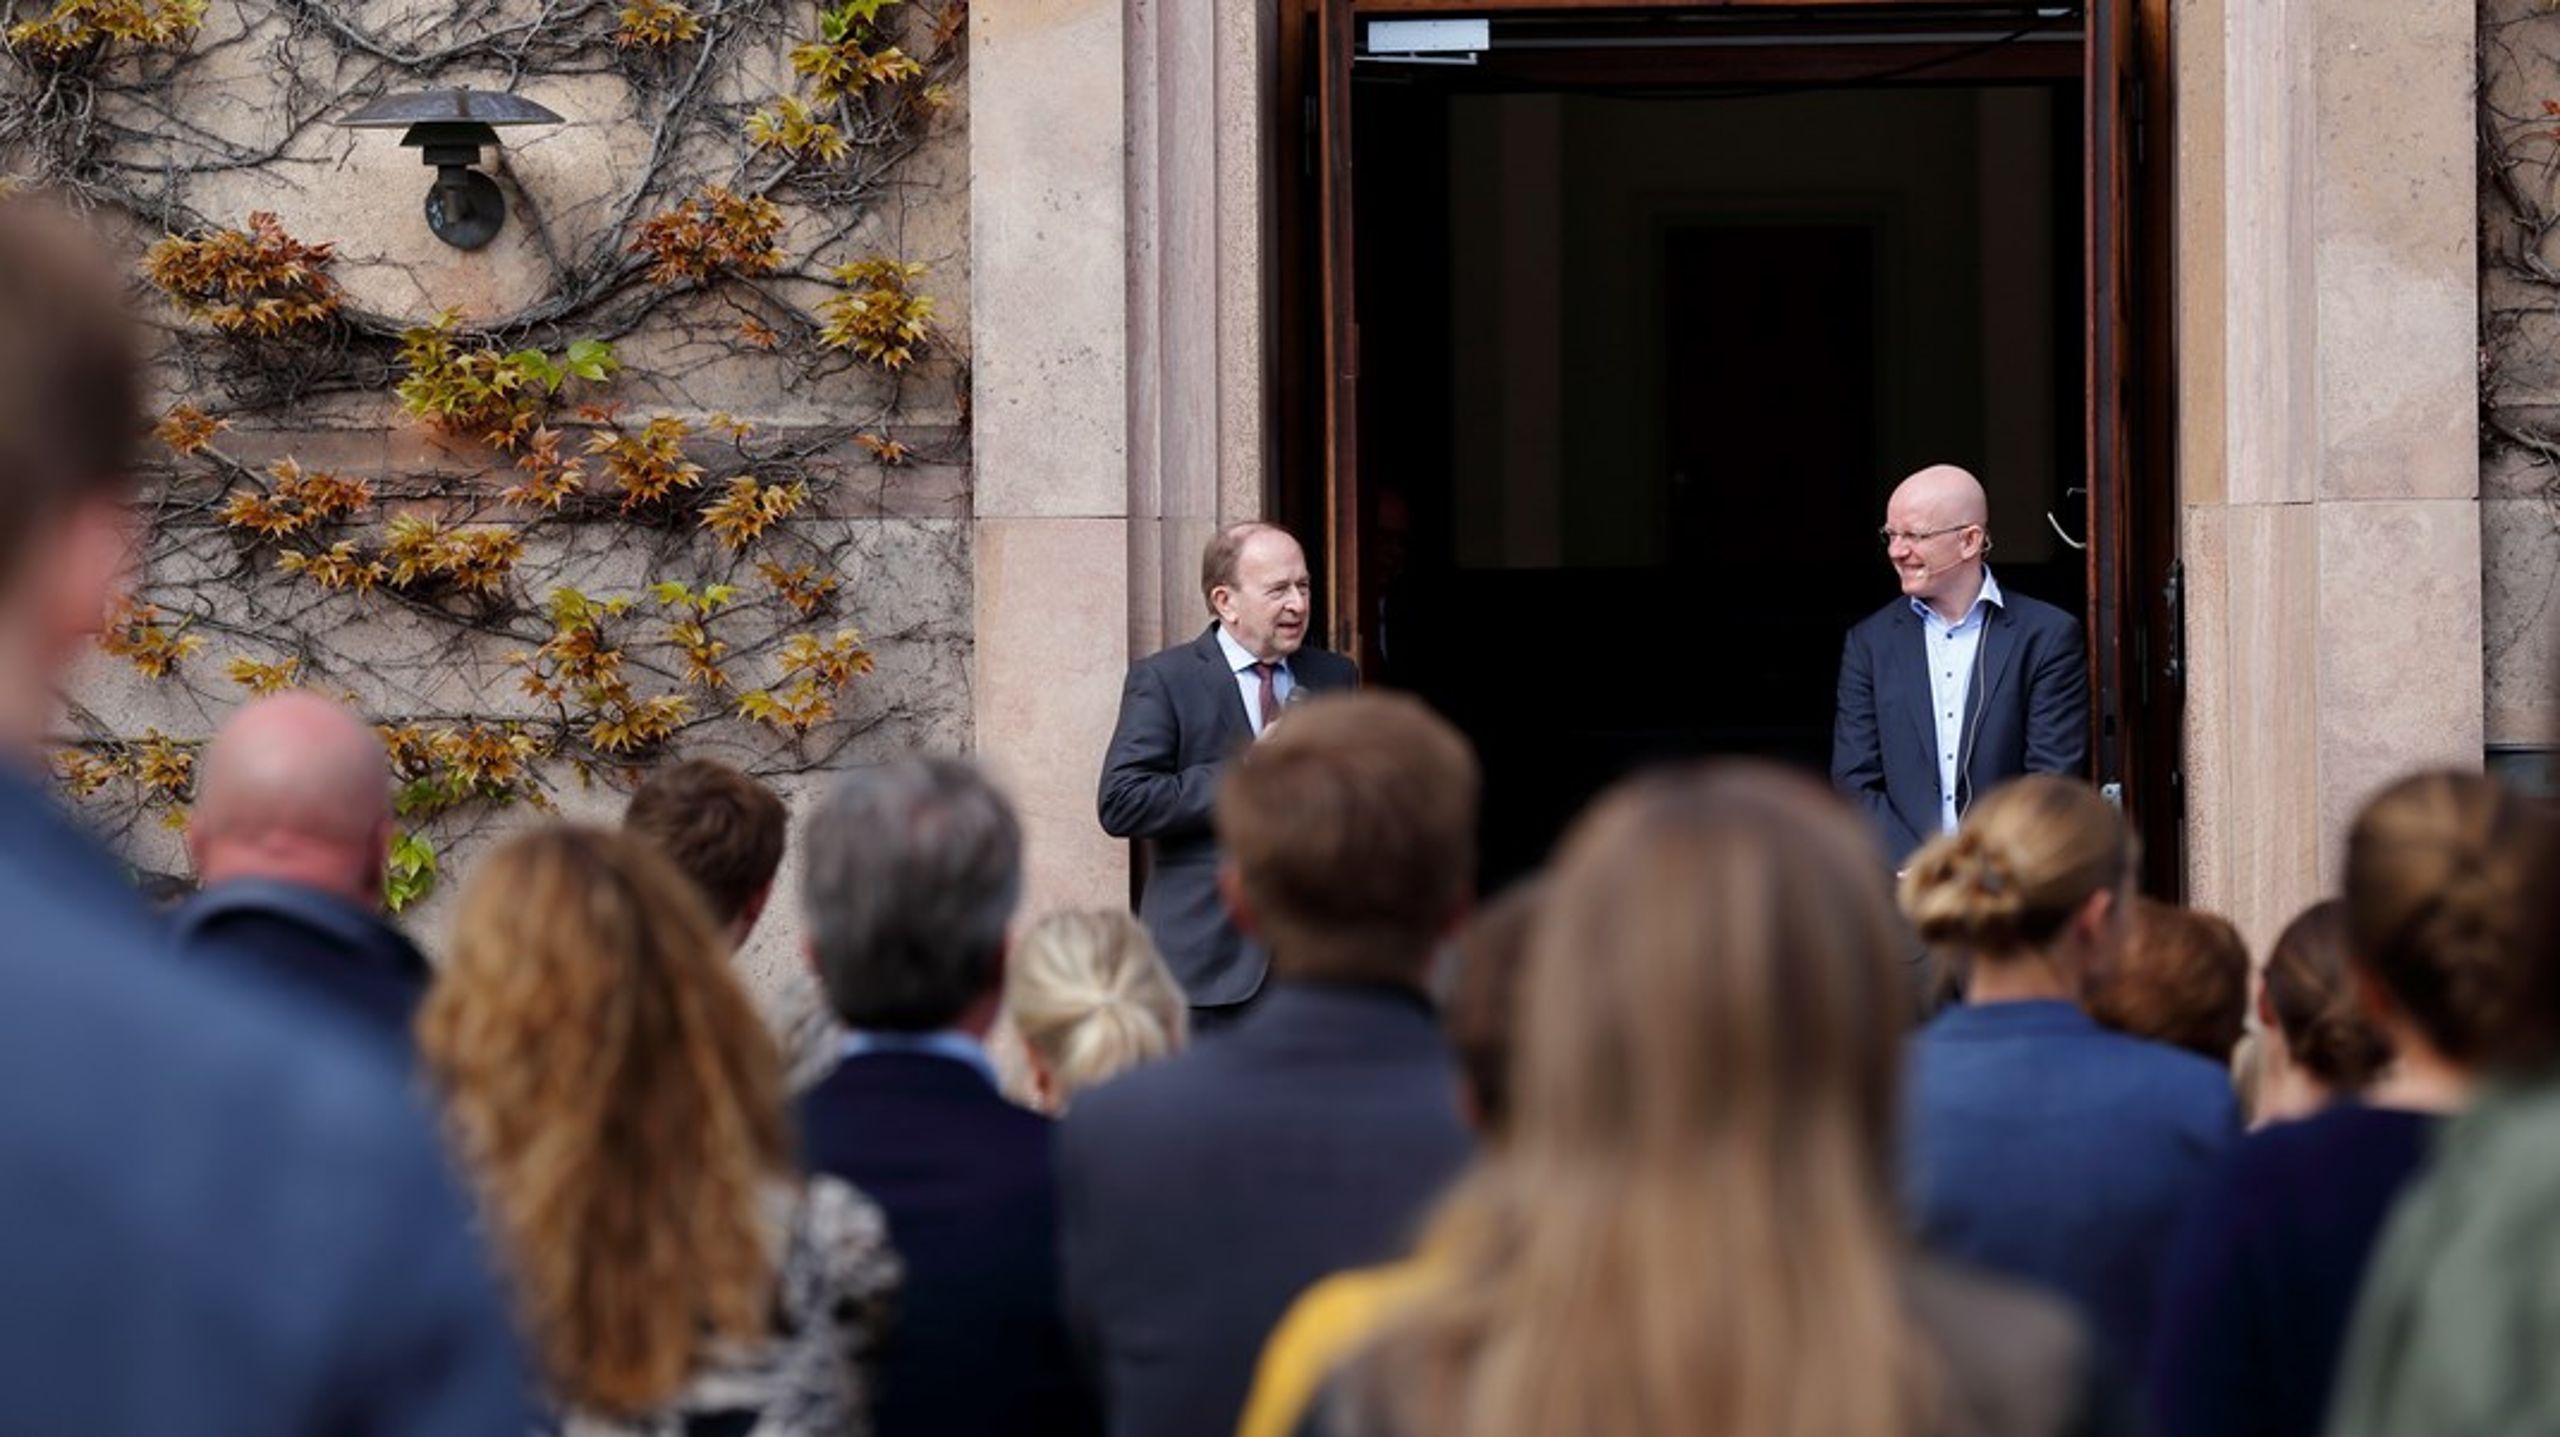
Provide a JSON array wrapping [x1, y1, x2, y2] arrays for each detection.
[[1342, 61, 2088, 885]]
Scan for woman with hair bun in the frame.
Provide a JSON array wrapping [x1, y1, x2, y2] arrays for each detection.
[[2157, 771, 2548, 1437], [1900, 775, 2240, 1378], [2251, 899, 2393, 1125], [1002, 909, 1189, 1112]]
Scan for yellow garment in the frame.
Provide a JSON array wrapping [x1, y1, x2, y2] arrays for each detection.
[[1237, 1258, 1441, 1437]]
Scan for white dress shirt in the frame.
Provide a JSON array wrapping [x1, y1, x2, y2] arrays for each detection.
[[1912, 567, 2005, 835]]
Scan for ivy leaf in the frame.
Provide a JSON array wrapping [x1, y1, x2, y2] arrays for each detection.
[[385, 831, 438, 913], [565, 339, 620, 382]]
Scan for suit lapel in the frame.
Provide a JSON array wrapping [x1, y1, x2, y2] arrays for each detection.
[[1897, 608, 1938, 766], [1963, 606, 2026, 763]]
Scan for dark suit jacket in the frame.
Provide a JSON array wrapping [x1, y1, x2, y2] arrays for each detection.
[[0, 770, 530, 1435], [173, 878, 432, 1055], [797, 1050, 1100, 1437], [1097, 626, 1360, 1005], [1058, 981, 1474, 1437], [1832, 586, 2090, 864]]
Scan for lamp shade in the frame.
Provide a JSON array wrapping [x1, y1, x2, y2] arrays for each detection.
[[338, 88, 564, 130]]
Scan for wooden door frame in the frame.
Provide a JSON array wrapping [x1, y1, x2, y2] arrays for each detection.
[[1273, 0, 2186, 892]]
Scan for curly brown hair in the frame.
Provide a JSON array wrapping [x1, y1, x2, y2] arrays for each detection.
[[419, 825, 793, 1416], [2086, 898, 2251, 1063]]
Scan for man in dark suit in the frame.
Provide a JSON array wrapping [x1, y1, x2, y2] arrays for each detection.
[[173, 692, 432, 1055], [1099, 522, 1359, 1019], [796, 757, 1099, 1437], [1833, 464, 2090, 866], [1062, 692, 1479, 1437], [0, 196, 529, 1436]]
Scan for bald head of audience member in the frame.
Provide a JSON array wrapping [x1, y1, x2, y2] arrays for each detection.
[[1884, 463, 1993, 620], [188, 693, 394, 909]]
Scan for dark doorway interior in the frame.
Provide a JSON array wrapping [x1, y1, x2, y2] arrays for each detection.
[[1350, 75, 2089, 888]]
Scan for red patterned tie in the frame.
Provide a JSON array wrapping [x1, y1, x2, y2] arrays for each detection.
[[1250, 661, 1279, 731]]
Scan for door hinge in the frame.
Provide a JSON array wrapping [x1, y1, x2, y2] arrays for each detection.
[[2131, 77, 2148, 167], [1302, 93, 1317, 181], [2161, 557, 2184, 684]]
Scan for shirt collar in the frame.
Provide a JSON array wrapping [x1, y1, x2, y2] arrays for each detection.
[[840, 1028, 1000, 1089], [1214, 623, 1284, 677], [1909, 566, 2005, 629]]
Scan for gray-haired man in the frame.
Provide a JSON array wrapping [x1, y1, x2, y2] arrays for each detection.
[[795, 757, 1100, 1437]]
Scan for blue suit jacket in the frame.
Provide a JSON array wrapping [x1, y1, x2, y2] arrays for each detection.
[[1058, 982, 1473, 1437], [797, 1050, 1100, 1437], [173, 878, 432, 1057], [1831, 587, 2090, 863], [0, 769, 529, 1435], [1097, 626, 1359, 1006]]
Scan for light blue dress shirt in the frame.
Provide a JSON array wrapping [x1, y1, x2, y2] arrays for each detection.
[[841, 1029, 1002, 1090], [1215, 623, 1295, 738], [1912, 567, 2004, 835]]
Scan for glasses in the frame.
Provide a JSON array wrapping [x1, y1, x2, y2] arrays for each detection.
[[1878, 523, 1979, 549]]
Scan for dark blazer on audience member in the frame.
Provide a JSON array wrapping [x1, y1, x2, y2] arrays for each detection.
[[173, 878, 432, 1053], [1832, 586, 2089, 865], [0, 768, 530, 1436], [2146, 1104, 2439, 1437], [1097, 625, 1359, 1006], [1903, 1000, 2240, 1378], [797, 1049, 1100, 1437], [1059, 981, 1474, 1437]]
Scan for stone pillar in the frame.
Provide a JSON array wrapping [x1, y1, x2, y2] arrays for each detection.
[[1127, 0, 1277, 657], [2177, 0, 2483, 952], [971, 0, 1275, 918], [970, 0, 1133, 919]]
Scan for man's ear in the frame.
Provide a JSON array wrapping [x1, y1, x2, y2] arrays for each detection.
[[1218, 861, 1257, 938], [358, 813, 393, 909], [41, 496, 136, 663]]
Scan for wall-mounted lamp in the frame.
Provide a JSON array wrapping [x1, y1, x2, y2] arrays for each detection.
[[338, 88, 564, 251]]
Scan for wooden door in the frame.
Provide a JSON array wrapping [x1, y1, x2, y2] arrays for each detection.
[[2085, 0, 2182, 892], [1316, 0, 1364, 663]]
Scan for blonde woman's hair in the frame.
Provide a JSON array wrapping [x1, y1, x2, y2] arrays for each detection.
[[419, 825, 792, 1417], [1900, 775, 2135, 964], [1004, 909, 1188, 1104], [1347, 763, 1938, 1437]]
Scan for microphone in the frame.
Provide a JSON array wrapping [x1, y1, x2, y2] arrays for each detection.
[[1256, 679, 1312, 742]]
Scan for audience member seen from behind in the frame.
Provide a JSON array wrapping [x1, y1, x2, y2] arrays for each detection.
[[1900, 775, 2240, 1377], [175, 692, 431, 1054], [421, 826, 897, 1436], [2249, 900, 2392, 1126], [1004, 909, 1189, 1113], [2149, 772, 2541, 1437], [1318, 767, 2114, 1437], [0, 195, 531, 1436], [2289, 776, 2558, 1437], [2084, 897, 2251, 1066], [623, 758, 788, 950], [1061, 692, 1478, 1437], [622, 758, 839, 1088], [1237, 876, 1545, 1437], [795, 758, 1100, 1437]]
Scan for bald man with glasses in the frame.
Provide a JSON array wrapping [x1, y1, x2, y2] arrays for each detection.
[[1831, 464, 2090, 867]]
